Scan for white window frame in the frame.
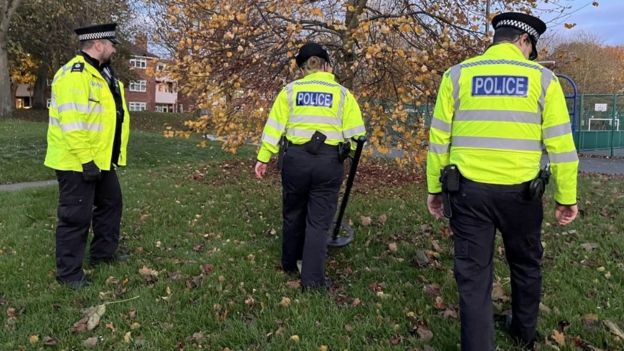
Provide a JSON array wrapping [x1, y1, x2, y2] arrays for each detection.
[[156, 63, 166, 71], [128, 102, 147, 111], [129, 80, 147, 92], [130, 57, 147, 69]]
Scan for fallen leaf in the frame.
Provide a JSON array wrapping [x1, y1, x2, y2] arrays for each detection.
[[416, 324, 434, 341], [201, 264, 214, 274], [352, 298, 362, 306], [580, 243, 599, 251], [124, 331, 132, 343], [279, 297, 291, 307], [42, 336, 58, 346], [604, 320, 624, 339], [29, 335, 39, 344], [539, 302, 552, 314], [413, 250, 430, 267], [290, 334, 300, 343], [138, 266, 159, 283], [105, 276, 119, 285], [106, 322, 116, 333], [286, 280, 300, 289], [491, 284, 508, 302], [423, 283, 441, 297], [434, 296, 446, 310], [388, 242, 398, 253], [86, 304, 106, 331], [389, 334, 403, 345], [82, 336, 98, 348], [130, 322, 141, 330], [378, 214, 387, 225], [551, 330, 566, 346], [360, 216, 372, 226], [319, 346, 328, 351]]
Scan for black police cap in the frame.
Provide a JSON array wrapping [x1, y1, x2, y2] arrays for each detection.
[[492, 12, 546, 60], [75, 23, 119, 44], [295, 42, 330, 68]]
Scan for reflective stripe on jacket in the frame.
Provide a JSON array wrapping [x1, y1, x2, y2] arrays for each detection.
[[426, 43, 578, 204], [257, 71, 366, 163], [44, 55, 130, 171]]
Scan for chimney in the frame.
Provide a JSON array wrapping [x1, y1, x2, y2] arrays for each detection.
[[135, 34, 148, 53]]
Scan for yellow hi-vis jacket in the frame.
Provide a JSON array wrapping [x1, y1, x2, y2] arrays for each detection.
[[44, 55, 130, 172], [257, 71, 366, 163], [427, 43, 578, 205]]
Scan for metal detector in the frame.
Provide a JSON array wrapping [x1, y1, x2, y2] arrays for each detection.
[[327, 135, 367, 247]]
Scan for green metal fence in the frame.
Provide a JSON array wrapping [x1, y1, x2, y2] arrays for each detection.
[[575, 94, 624, 156]]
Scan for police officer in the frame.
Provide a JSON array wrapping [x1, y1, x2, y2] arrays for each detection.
[[45, 23, 130, 289], [426, 13, 578, 350], [254, 42, 366, 290]]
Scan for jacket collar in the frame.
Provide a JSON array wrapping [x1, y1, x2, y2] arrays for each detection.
[[483, 42, 527, 60], [302, 71, 336, 82]]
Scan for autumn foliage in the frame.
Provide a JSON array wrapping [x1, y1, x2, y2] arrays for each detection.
[[152, 0, 541, 166]]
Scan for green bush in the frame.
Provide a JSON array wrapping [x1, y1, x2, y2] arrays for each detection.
[[8, 109, 195, 133]]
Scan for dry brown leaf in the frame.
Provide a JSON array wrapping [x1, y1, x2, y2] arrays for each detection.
[[86, 304, 106, 331], [378, 214, 388, 225], [124, 331, 132, 343], [604, 320, 624, 339], [42, 336, 58, 346], [83, 336, 98, 348], [388, 242, 398, 253], [290, 334, 300, 343], [138, 266, 159, 283], [360, 216, 372, 226], [29, 335, 39, 344], [416, 325, 434, 341], [551, 330, 566, 346], [286, 280, 301, 289], [279, 297, 291, 307]]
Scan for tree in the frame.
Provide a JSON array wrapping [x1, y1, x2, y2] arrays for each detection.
[[547, 32, 624, 94], [0, 0, 21, 118], [150, 0, 552, 166], [8, 0, 139, 109]]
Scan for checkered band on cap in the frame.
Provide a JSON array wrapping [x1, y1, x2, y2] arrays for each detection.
[[78, 31, 116, 41], [495, 19, 540, 40]]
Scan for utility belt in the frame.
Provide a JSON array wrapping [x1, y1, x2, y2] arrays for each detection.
[[439, 164, 550, 218], [278, 131, 351, 170]]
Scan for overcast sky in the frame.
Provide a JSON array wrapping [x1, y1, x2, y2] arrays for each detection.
[[536, 0, 624, 45]]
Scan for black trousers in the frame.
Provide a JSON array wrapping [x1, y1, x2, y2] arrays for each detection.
[[450, 179, 543, 351], [55, 170, 122, 282], [281, 145, 343, 288]]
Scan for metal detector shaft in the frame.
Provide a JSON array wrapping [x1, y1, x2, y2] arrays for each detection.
[[332, 136, 367, 240]]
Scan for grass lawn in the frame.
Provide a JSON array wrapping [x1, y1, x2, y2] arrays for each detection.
[[1, 117, 623, 350]]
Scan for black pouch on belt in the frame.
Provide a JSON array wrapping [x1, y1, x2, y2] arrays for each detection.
[[338, 141, 351, 162], [304, 131, 327, 155], [277, 137, 287, 171], [440, 164, 461, 218], [528, 164, 551, 200]]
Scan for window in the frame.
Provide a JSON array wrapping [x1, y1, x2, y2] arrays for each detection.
[[156, 63, 166, 71], [129, 80, 147, 92], [155, 104, 174, 113], [157, 82, 176, 93], [128, 102, 147, 111], [129, 57, 147, 69]]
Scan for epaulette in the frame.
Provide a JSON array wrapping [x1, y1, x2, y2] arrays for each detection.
[[71, 62, 85, 72]]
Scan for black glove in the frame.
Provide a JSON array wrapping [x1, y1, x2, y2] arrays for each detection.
[[82, 161, 101, 182]]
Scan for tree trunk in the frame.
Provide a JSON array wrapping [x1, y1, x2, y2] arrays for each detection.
[[32, 63, 48, 109], [0, 32, 12, 117], [0, 0, 22, 118]]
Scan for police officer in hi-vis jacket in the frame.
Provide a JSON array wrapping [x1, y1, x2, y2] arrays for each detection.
[[426, 12, 578, 350], [255, 42, 366, 290]]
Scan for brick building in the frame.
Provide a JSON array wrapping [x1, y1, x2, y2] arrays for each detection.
[[14, 36, 194, 113]]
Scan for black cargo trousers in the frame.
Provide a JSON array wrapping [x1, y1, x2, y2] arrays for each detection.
[[450, 178, 543, 350], [280, 144, 343, 288], [55, 170, 122, 283]]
